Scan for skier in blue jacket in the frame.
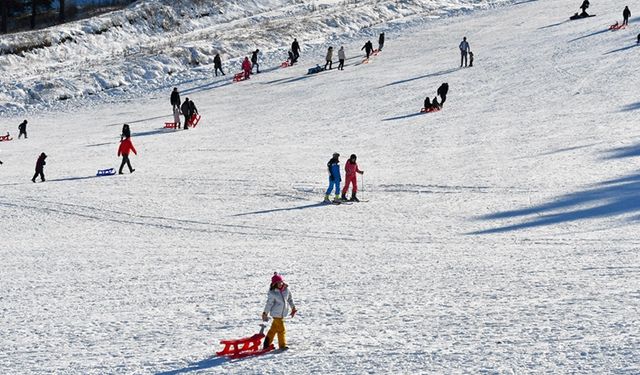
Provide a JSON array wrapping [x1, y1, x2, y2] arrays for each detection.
[[324, 152, 341, 202]]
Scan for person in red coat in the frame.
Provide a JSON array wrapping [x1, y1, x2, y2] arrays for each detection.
[[118, 136, 137, 174], [242, 57, 252, 80], [341, 154, 364, 202]]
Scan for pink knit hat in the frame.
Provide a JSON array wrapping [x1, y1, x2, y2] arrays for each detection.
[[271, 272, 284, 284]]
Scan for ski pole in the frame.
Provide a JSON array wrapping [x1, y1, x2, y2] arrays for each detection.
[[361, 173, 364, 201]]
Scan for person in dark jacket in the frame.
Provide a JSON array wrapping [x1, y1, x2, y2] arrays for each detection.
[[637, 33, 640, 44], [32, 152, 47, 182], [188, 99, 198, 126], [623, 6, 631, 25], [378, 32, 385, 51], [424, 97, 432, 111], [324, 152, 341, 203], [292, 38, 300, 61], [117, 136, 137, 174], [121, 123, 131, 141], [361, 40, 374, 59], [181, 98, 192, 129], [437, 83, 449, 107], [251, 49, 260, 74], [432, 97, 440, 110], [170, 87, 181, 111], [18, 119, 28, 139], [579, 0, 589, 16], [288, 50, 296, 65], [214, 53, 225, 76], [324, 46, 333, 70]]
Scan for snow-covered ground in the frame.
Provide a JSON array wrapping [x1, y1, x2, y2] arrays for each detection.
[[1, 0, 640, 373]]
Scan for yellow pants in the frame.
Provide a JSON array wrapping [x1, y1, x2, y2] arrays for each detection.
[[266, 318, 286, 349]]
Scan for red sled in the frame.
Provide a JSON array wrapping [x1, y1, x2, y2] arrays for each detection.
[[280, 61, 291, 68], [420, 107, 441, 113], [233, 72, 249, 82], [216, 325, 274, 359], [186, 114, 201, 128], [609, 23, 625, 30], [164, 122, 177, 129]]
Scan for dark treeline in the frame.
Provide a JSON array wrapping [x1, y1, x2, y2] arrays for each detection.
[[1, 0, 136, 34]]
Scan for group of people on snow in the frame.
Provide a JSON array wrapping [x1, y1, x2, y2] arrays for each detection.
[[170, 87, 199, 129], [324, 152, 365, 203], [424, 83, 449, 111], [459, 37, 473, 68]]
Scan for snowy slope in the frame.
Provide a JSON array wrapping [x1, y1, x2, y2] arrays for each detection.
[[1, 0, 640, 373], [0, 0, 517, 114]]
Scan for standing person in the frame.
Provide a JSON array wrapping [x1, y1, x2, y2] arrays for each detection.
[[242, 57, 252, 79], [361, 40, 374, 59], [262, 273, 297, 350], [469, 51, 474, 67], [173, 106, 182, 129], [459, 37, 470, 67], [251, 49, 260, 74], [31, 152, 47, 183], [121, 123, 131, 141], [324, 46, 334, 70], [170, 87, 181, 111], [188, 99, 198, 125], [324, 152, 341, 202], [341, 154, 364, 202], [292, 38, 300, 61], [378, 32, 385, 51], [337, 46, 346, 70], [214, 53, 225, 76], [181, 98, 191, 129], [18, 119, 28, 139], [437, 83, 449, 107], [117, 136, 137, 174], [623, 6, 631, 26]]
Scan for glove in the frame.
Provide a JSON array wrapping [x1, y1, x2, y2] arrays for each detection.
[[290, 308, 297, 318], [262, 312, 269, 322]]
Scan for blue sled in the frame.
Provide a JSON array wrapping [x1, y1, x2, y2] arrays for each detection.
[[97, 168, 116, 176], [307, 65, 325, 74]]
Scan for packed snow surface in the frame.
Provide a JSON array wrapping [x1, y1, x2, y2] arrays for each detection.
[[1, 0, 640, 373]]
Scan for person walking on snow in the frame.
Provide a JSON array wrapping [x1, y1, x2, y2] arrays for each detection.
[[18, 119, 28, 139], [437, 83, 449, 107], [262, 273, 297, 350], [170, 87, 181, 111], [623, 6, 631, 26], [362, 40, 374, 59], [325, 47, 334, 70], [338, 46, 346, 70], [341, 154, 364, 202], [459, 37, 470, 67], [378, 32, 385, 51], [117, 135, 137, 174], [31, 152, 47, 182], [181, 98, 192, 129], [251, 49, 260, 74], [324, 152, 341, 202], [292, 38, 300, 61], [214, 53, 225, 76], [242, 57, 252, 79]]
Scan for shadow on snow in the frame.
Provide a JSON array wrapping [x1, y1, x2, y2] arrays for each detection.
[[568, 29, 608, 43], [620, 102, 640, 112], [469, 171, 640, 234], [382, 112, 424, 121], [379, 68, 458, 88], [155, 356, 229, 375], [232, 202, 330, 216], [604, 44, 638, 55], [601, 141, 640, 160]]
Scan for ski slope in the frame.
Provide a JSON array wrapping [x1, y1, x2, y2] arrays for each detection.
[[1, 0, 640, 373]]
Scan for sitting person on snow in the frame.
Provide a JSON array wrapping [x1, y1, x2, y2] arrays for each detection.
[[424, 96, 432, 111], [432, 96, 441, 110], [579, 0, 589, 16], [288, 50, 296, 65]]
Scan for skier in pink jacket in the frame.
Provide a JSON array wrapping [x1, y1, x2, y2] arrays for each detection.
[[341, 154, 364, 202]]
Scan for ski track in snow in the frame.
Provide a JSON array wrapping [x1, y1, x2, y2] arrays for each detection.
[[1, 0, 640, 373]]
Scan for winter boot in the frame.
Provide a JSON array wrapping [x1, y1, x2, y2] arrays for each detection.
[[333, 194, 341, 203], [263, 337, 271, 350], [323, 195, 331, 203], [350, 193, 360, 202], [341, 193, 348, 201]]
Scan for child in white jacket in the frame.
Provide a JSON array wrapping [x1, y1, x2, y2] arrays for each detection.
[[262, 273, 297, 350]]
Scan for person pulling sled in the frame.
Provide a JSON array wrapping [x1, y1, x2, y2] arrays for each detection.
[[262, 273, 297, 350]]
